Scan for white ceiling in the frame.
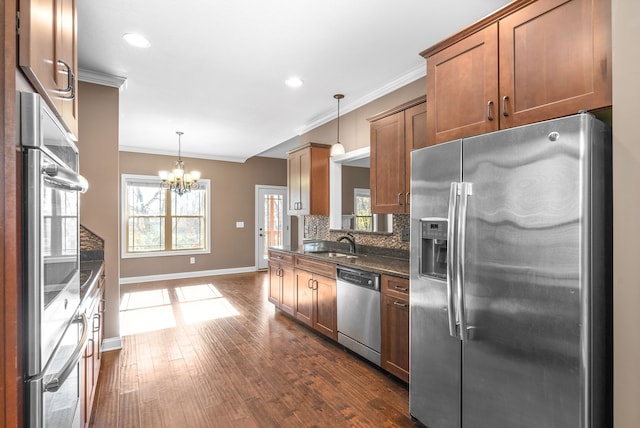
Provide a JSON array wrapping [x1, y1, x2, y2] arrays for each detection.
[[77, 0, 511, 162]]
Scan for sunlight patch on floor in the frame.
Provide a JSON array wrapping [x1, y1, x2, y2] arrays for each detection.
[[175, 284, 223, 302], [120, 289, 171, 310], [120, 283, 240, 335], [120, 305, 177, 336], [179, 298, 240, 324]]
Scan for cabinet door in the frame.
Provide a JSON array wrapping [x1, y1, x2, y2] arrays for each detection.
[[19, 0, 78, 138], [381, 293, 410, 382], [268, 261, 281, 306], [279, 264, 295, 316], [313, 275, 337, 341], [294, 270, 313, 327], [370, 111, 406, 214], [404, 102, 427, 210], [56, 0, 78, 137], [19, 0, 60, 111], [298, 148, 311, 214], [426, 24, 499, 146], [498, 0, 611, 128], [287, 153, 301, 214]]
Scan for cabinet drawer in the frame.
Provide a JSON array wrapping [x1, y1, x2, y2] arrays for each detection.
[[268, 250, 294, 265], [295, 256, 336, 279], [381, 275, 410, 298]]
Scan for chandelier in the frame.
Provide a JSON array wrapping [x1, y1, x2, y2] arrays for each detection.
[[158, 131, 201, 196]]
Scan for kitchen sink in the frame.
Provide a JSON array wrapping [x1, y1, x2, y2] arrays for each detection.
[[325, 252, 358, 260]]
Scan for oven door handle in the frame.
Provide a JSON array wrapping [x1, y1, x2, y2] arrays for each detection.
[[43, 313, 89, 392], [42, 163, 88, 193]]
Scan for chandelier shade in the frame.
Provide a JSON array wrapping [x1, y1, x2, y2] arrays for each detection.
[[159, 131, 201, 195]]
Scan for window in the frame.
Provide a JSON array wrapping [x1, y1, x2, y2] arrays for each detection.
[[353, 188, 373, 232], [122, 175, 210, 257]]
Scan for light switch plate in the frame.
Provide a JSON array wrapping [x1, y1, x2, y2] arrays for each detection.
[[236, 221, 244, 228]]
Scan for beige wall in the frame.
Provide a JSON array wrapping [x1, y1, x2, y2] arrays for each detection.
[[342, 166, 370, 215], [612, 1, 640, 426], [119, 153, 287, 278], [301, 77, 426, 151], [76, 82, 121, 341]]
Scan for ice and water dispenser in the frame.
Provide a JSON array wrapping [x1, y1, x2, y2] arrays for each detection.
[[419, 219, 448, 280]]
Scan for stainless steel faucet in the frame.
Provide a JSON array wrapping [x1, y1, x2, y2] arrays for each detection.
[[337, 232, 356, 253]]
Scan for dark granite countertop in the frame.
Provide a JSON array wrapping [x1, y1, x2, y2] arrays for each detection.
[[270, 243, 409, 279]]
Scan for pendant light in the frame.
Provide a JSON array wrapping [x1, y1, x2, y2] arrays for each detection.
[[158, 131, 201, 196], [330, 94, 345, 156]]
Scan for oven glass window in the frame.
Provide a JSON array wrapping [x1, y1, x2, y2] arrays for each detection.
[[42, 184, 79, 308]]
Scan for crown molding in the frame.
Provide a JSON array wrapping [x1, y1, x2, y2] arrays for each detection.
[[78, 69, 127, 89], [295, 64, 426, 136]]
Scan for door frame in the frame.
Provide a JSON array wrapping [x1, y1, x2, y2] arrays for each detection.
[[255, 185, 289, 270]]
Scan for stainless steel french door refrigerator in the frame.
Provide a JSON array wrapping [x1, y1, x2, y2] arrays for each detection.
[[409, 113, 611, 428]]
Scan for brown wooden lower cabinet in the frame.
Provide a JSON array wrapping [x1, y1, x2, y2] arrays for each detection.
[[268, 250, 295, 316], [381, 275, 410, 382], [267, 253, 409, 380], [294, 267, 337, 341], [82, 271, 105, 427]]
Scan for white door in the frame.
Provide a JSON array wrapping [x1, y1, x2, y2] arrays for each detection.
[[255, 186, 289, 270]]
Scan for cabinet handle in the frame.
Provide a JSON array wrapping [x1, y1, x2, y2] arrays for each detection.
[[502, 96, 509, 117], [313, 279, 319, 290], [405, 192, 410, 206], [487, 100, 494, 121], [397, 193, 403, 206], [394, 285, 408, 292], [85, 338, 94, 358], [93, 313, 101, 332], [307, 278, 313, 289], [57, 60, 76, 100], [393, 301, 408, 308]]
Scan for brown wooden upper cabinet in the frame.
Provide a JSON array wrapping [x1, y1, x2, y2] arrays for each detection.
[[287, 143, 331, 216], [19, 0, 79, 138], [422, 0, 612, 146], [369, 97, 426, 214]]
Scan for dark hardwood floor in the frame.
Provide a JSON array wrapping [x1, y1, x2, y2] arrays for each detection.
[[90, 271, 417, 428]]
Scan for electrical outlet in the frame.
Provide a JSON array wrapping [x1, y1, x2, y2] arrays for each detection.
[[401, 228, 410, 242], [190, 257, 195, 264]]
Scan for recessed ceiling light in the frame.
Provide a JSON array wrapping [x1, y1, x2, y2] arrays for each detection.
[[285, 77, 303, 88], [123, 33, 151, 48]]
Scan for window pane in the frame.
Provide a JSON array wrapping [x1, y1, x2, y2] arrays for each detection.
[[129, 217, 165, 252], [172, 190, 204, 216], [172, 217, 205, 250], [263, 194, 283, 257], [128, 184, 165, 216]]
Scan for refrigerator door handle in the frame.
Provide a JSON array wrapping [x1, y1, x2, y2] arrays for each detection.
[[456, 182, 472, 341], [446, 182, 459, 339]]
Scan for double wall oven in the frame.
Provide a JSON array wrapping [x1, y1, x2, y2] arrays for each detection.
[[20, 92, 89, 428]]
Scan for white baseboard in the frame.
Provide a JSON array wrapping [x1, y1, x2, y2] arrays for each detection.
[[101, 336, 122, 352], [119, 266, 257, 285]]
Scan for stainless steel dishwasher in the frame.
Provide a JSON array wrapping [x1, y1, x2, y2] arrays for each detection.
[[336, 265, 381, 366]]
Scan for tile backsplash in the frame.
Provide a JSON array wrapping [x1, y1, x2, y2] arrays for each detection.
[[304, 214, 410, 251]]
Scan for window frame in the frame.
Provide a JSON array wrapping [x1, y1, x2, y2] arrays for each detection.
[[121, 174, 211, 259]]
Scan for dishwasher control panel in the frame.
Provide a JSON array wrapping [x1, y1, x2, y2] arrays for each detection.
[[336, 266, 380, 291]]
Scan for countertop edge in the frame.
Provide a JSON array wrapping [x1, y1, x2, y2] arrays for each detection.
[[269, 246, 409, 279]]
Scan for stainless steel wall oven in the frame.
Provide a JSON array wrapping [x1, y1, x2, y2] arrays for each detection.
[[20, 92, 89, 428]]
